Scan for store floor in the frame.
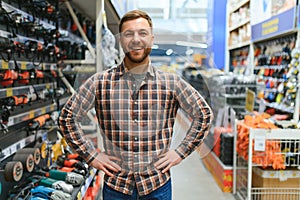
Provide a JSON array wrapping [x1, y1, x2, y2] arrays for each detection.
[[171, 110, 236, 200], [171, 151, 235, 200]]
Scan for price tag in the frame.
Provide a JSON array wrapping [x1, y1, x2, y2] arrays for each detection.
[[254, 135, 266, 151], [50, 104, 55, 111], [1, 60, 9, 69], [21, 62, 27, 70], [245, 89, 255, 112], [41, 107, 46, 114], [29, 110, 35, 119], [279, 170, 288, 181], [259, 98, 266, 113], [6, 88, 13, 97], [46, 83, 50, 89]]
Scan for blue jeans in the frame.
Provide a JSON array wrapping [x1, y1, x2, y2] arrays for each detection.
[[102, 179, 172, 200]]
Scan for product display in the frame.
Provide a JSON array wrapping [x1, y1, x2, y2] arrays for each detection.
[[0, 1, 101, 199]]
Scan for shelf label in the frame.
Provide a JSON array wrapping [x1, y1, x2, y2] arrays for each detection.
[[1, 60, 9, 69], [50, 104, 55, 111], [21, 62, 27, 70], [41, 107, 46, 114], [29, 110, 35, 119], [6, 88, 13, 97], [254, 135, 266, 151], [245, 89, 255, 112]]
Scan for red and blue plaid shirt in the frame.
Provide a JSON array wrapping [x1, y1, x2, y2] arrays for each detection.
[[59, 63, 213, 196]]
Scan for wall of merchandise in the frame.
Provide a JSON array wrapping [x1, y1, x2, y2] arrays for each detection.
[[0, 1, 100, 199], [202, 0, 300, 199]]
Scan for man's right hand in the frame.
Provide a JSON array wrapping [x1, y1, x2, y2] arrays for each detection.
[[90, 152, 122, 177]]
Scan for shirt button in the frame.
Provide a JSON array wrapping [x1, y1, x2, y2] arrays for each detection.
[[134, 137, 138, 141], [134, 101, 138, 105], [133, 84, 136, 87], [134, 119, 138, 123]]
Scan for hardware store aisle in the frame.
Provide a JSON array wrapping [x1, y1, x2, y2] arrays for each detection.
[[171, 111, 235, 200], [171, 151, 235, 200]]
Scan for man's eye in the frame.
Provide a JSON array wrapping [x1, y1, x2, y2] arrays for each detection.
[[140, 32, 148, 36], [124, 32, 134, 38]]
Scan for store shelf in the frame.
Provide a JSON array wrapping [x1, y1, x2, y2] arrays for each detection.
[[7, 103, 57, 127], [234, 127, 300, 200], [229, 0, 250, 13], [0, 60, 57, 70], [228, 41, 251, 50], [0, 82, 57, 98], [0, 129, 49, 162], [229, 19, 250, 32]]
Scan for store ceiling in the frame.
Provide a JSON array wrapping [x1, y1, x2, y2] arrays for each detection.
[[69, 0, 207, 52]]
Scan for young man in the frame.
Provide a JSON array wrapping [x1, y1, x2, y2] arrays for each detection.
[[59, 10, 213, 200]]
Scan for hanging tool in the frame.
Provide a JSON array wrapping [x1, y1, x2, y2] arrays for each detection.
[[39, 169, 84, 186], [56, 156, 88, 173], [0, 161, 23, 182], [28, 114, 51, 130], [31, 185, 71, 200], [29, 175, 74, 194], [12, 152, 35, 172], [15, 147, 41, 165], [0, 94, 29, 107]]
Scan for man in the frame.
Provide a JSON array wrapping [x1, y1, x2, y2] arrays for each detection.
[[59, 10, 213, 200]]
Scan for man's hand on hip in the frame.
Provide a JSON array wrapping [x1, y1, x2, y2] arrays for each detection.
[[90, 152, 121, 177], [154, 150, 183, 173]]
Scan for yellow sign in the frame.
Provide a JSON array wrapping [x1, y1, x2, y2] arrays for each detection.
[[245, 89, 255, 112]]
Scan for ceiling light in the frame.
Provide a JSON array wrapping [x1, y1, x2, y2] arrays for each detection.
[[176, 41, 207, 48]]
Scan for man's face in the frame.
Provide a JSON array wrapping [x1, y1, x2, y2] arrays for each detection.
[[120, 18, 154, 64]]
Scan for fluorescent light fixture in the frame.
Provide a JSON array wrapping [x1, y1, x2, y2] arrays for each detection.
[[152, 44, 159, 49], [186, 49, 194, 55], [166, 49, 173, 55], [176, 41, 207, 48]]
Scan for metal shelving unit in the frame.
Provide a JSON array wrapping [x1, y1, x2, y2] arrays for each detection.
[[234, 127, 300, 200]]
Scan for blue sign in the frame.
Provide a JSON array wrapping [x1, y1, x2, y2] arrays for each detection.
[[252, 7, 296, 42]]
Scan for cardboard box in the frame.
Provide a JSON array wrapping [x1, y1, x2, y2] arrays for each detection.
[[252, 167, 300, 200]]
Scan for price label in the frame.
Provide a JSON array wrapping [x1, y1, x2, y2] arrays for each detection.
[[6, 88, 13, 97], [254, 135, 266, 151], [50, 104, 55, 111], [2, 60, 9, 69], [46, 83, 50, 89], [29, 110, 35, 119], [245, 89, 255, 112], [41, 107, 46, 114], [21, 62, 27, 70]]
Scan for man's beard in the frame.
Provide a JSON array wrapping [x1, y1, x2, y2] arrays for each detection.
[[125, 47, 152, 63]]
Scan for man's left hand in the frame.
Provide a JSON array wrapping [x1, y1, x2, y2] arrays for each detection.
[[154, 150, 183, 173]]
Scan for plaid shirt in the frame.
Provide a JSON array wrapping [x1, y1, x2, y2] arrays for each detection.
[[59, 63, 213, 196]]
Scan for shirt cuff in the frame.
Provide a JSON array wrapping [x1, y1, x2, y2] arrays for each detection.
[[85, 150, 100, 165]]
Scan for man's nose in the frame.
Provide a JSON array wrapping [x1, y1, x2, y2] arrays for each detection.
[[132, 32, 141, 41]]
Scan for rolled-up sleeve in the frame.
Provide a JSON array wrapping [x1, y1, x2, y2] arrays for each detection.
[[174, 77, 213, 159], [59, 75, 99, 164]]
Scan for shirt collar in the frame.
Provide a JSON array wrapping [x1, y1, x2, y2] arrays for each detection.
[[118, 61, 155, 77]]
